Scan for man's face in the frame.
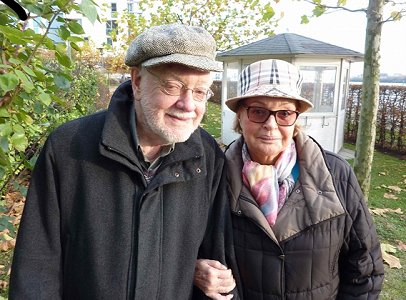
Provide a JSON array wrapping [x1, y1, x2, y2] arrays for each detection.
[[131, 64, 212, 146]]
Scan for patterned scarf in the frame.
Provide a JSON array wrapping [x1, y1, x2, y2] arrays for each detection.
[[242, 140, 297, 226]]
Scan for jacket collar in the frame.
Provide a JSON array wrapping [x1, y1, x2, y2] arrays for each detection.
[[226, 132, 345, 242]]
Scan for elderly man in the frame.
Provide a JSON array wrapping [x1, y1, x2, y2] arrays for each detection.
[[9, 24, 237, 299]]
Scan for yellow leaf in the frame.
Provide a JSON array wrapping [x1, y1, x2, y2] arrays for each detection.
[[381, 243, 397, 253], [370, 208, 403, 216], [387, 185, 402, 193], [397, 240, 406, 251], [382, 251, 402, 269], [370, 208, 387, 216], [384, 193, 398, 200], [381, 243, 402, 269]]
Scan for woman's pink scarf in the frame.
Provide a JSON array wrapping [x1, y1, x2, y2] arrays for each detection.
[[242, 140, 297, 226]]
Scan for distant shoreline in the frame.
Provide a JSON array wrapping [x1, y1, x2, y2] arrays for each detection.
[[351, 74, 406, 85], [350, 81, 406, 86]]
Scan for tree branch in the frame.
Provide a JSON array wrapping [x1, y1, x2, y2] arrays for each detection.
[[303, 0, 367, 14]]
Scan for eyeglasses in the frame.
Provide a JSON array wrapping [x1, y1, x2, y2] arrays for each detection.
[[145, 68, 214, 102], [244, 106, 300, 126]]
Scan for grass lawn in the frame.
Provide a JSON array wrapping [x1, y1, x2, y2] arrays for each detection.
[[0, 101, 404, 299], [201, 101, 222, 138], [345, 143, 406, 299]]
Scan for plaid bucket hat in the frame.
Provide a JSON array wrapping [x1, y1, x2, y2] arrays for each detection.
[[125, 23, 222, 72], [226, 59, 313, 113]]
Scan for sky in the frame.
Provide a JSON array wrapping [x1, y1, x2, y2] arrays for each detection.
[[271, 0, 406, 76]]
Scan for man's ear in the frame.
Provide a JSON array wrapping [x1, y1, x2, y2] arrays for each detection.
[[130, 67, 142, 100]]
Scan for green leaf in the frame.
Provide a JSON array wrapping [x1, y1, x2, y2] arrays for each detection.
[[0, 73, 19, 93], [17, 112, 34, 125], [55, 52, 72, 68], [24, 4, 43, 16], [80, 0, 99, 24], [68, 21, 85, 34], [0, 148, 11, 168], [0, 64, 12, 70], [301, 15, 310, 24], [43, 36, 56, 50], [67, 36, 84, 43], [8, 58, 21, 65], [13, 124, 25, 134], [54, 74, 71, 90], [0, 107, 10, 118], [51, 94, 65, 106], [21, 65, 37, 77], [11, 132, 28, 152], [14, 69, 35, 92], [313, 5, 325, 17], [0, 136, 9, 153], [70, 42, 81, 51], [56, 0, 73, 10], [59, 25, 71, 40], [0, 24, 24, 38], [262, 4, 275, 21], [38, 92, 52, 106], [0, 123, 12, 136]]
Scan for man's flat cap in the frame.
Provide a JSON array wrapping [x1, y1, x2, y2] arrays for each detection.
[[125, 23, 222, 72]]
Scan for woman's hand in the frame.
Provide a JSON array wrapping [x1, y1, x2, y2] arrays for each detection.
[[194, 259, 236, 300]]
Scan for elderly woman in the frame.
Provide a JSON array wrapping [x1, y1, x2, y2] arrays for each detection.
[[194, 59, 384, 299]]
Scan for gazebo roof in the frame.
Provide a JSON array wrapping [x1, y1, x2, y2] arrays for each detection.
[[216, 33, 364, 62]]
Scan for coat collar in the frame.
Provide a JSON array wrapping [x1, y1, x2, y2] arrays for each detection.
[[226, 132, 345, 242]]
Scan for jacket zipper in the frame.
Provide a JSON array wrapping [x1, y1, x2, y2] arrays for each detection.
[[233, 195, 286, 298], [103, 145, 145, 300]]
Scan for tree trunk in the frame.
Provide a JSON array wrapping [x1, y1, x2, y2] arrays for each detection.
[[353, 0, 384, 200]]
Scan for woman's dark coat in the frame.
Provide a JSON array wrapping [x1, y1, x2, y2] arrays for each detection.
[[9, 81, 235, 299], [227, 132, 384, 299]]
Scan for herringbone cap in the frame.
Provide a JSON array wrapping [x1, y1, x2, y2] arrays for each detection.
[[125, 23, 222, 72]]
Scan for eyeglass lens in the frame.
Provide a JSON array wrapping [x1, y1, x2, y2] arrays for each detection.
[[146, 68, 212, 102], [246, 106, 299, 126]]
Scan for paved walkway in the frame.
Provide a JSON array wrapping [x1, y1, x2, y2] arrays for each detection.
[[338, 148, 355, 160]]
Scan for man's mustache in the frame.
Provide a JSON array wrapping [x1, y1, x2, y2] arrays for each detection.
[[1, 0, 28, 20]]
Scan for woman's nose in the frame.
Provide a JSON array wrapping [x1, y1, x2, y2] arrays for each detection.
[[263, 114, 278, 129]]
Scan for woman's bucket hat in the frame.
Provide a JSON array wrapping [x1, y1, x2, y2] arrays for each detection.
[[226, 59, 313, 113]]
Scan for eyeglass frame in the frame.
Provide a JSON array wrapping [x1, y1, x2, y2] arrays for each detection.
[[145, 68, 214, 102], [243, 105, 300, 126]]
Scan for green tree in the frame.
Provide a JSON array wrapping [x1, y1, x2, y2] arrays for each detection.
[[0, 0, 98, 232], [302, 0, 405, 199], [106, 0, 282, 57]]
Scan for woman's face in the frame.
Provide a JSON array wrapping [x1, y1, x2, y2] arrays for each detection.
[[237, 97, 298, 165]]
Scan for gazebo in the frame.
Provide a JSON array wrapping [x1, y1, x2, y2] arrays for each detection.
[[216, 33, 363, 153]]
